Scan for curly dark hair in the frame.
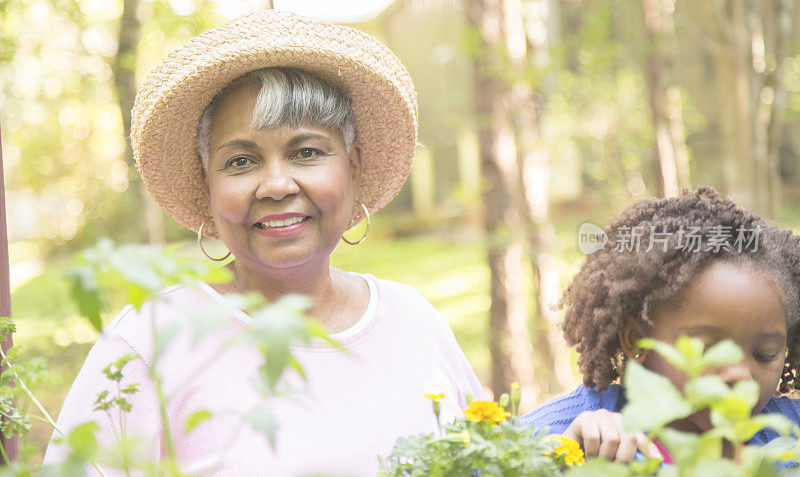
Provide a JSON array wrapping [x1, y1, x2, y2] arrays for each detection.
[[560, 187, 800, 393]]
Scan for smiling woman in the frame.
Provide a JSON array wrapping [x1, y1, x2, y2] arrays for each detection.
[[42, 10, 484, 476], [204, 76, 360, 292]]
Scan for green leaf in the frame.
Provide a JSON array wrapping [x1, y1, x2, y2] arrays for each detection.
[[701, 339, 744, 368], [684, 375, 729, 409], [637, 338, 690, 374], [68, 268, 105, 332], [66, 421, 98, 461], [114, 397, 133, 413], [153, 322, 181, 363], [0, 317, 16, 336], [189, 301, 235, 345], [764, 435, 800, 464], [656, 427, 700, 462], [779, 465, 800, 477], [711, 381, 759, 426], [102, 353, 140, 382], [621, 360, 692, 431], [675, 335, 704, 362], [741, 442, 786, 476], [693, 458, 743, 477], [731, 380, 760, 408], [246, 409, 278, 448], [126, 284, 151, 310], [739, 414, 794, 443], [39, 459, 88, 477], [109, 246, 164, 292], [246, 294, 318, 393], [185, 409, 213, 434], [629, 456, 663, 476], [562, 459, 630, 477], [655, 465, 680, 477]]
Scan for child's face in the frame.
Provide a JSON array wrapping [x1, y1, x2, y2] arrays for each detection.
[[645, 260, 787, 434]]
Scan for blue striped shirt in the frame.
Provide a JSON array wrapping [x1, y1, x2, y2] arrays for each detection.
[[521, 384, 800, 446]]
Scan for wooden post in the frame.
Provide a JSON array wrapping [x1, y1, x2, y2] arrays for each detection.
[[0, 128, 18, 462]]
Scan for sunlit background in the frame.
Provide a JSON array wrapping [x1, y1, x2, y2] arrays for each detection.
[[3, 0, 800, 461]]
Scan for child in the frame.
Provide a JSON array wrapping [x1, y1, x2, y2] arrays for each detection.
[[522, 187, 800, 463]]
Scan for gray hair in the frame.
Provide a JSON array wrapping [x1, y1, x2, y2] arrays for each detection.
[[197, 67, 357, 169]]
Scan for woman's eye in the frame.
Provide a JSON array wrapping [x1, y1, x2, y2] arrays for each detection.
[[754, 351, 780, 362], [227, 156, 253, 168], [294, 148, 321, 160]]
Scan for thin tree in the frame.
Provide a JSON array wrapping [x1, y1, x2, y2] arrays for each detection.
[[709, 0, 789, 217], [642, 0, 691, 197], [502, 0, 571, 395], [112, 0, 166, 244], [465, 0, 539, 406], [0, 129, 17, 462]]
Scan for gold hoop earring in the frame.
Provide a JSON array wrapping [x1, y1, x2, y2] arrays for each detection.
[[341, 203, 370, 245], [197, 222, 232, 261]]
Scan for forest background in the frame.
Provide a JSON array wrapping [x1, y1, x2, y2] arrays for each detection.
[[3, 0, 800, 461]]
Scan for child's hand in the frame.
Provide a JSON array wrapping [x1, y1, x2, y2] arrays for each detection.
[[562, 409, 660, 463]]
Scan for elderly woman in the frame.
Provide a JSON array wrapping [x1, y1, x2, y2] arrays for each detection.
[[44, 10, 484, 476]]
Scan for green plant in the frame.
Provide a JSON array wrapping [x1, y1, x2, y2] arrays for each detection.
[[565, 336, 800, 477], [0, 240, 333, 476], [379, 384, 580, 476], [381, 337, 800, 477]]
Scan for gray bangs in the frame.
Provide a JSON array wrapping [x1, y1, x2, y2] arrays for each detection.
[[249, 68, 356, 144], [197, 67, 357, 170]]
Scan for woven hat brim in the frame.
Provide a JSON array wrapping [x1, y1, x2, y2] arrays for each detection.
[[131, 10, 418, 238]]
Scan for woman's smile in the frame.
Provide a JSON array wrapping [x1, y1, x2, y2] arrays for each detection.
[[253, 213, 311, 237]]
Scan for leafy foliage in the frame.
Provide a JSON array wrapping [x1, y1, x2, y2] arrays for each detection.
[[384, 337, 800, 476], [67, 239, 231, 331], [0, 240, 336, 474], [566, 337, 800, 476], [380, 388, 575, 476]]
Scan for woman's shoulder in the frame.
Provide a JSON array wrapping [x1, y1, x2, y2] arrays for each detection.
[[106, 284, 207, 326], [520, 384, 623, 435], [102, 284, 217, 353], [357, 273, 437, 310]]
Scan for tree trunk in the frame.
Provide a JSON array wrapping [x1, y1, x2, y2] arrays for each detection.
[[504, 0, 570, 396], [466, 0, 538, 406], [0, 129, 17, 463], [112, 0, 166, 244], [711, 0, 787, 218], [762, 0, 790, 217], [642, 0, 690, 197], [714, 0, 755, 209]]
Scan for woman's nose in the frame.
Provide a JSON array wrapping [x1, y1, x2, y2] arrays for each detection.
[[255, 160, 300, 201]]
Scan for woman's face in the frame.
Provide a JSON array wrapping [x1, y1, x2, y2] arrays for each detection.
[[204, 80, 358, 273], [644, 261, 787, 434]]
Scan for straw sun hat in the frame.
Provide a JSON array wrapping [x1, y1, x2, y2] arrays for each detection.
[[131, 9, 418, 238]]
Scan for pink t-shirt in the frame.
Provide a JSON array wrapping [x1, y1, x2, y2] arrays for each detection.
[[44, 272, 485, 476]]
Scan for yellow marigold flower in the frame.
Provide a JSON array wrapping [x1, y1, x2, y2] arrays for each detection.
[[548, 436, 585, 466], [424, 393, 446, 403], [464, 400, 510, 424]]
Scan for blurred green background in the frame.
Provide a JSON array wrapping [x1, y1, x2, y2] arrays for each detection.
[[4, 0, 800, 461]]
